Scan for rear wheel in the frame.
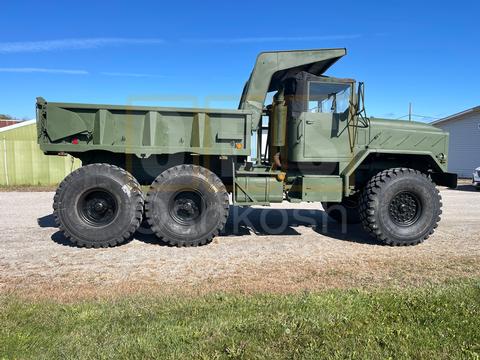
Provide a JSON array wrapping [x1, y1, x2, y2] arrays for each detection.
[[53, 164, 144, 248], [359, 168, 442, 246], [145, 165, 229, 247]]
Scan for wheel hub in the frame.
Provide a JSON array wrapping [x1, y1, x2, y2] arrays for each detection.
[[170, 191, 204, 224], [177, 199, 197, 216], [94, 200, 107, 213], [389, 191, 421, 226], [79, 189, 117, 226]]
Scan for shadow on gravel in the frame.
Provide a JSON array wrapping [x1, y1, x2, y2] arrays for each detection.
[[38, 214, 56, 228], [221, 206, 377, 245], [39, 214, 82, 247], [139, 206, 377, 246], [50, 231, 76, 247], [454, 184, 479, 192], [38, 206, 378, 248]]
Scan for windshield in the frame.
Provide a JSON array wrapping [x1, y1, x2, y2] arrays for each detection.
[[308, 81, 351, 113]]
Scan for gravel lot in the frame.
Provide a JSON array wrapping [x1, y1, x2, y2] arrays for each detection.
[[1, 184, 479, 299]]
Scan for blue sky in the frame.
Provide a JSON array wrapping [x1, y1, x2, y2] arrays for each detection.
[[1, 0, 478, 121]]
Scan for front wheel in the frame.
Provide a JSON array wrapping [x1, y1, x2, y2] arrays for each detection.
[[145, 165, 229, 247], [359, 168, 442, 246]]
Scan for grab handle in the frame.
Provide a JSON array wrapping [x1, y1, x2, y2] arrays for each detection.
[[296, 119, 303, 142]]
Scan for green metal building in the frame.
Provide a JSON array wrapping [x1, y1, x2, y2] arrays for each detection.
[[0, 120, 81, 186]]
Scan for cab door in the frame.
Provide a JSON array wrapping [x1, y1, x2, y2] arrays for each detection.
[[303, 80, 352, 160]]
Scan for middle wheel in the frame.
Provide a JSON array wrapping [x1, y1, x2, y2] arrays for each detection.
[[145, 164, 229, 246]]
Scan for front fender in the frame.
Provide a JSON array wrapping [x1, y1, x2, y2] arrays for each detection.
[[342, 149, 451, 194]]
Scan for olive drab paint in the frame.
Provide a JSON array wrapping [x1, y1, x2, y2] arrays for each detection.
[[37, 48, 456, 206]]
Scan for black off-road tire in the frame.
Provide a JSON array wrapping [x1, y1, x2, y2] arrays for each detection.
[[145, 165, 229, 247], [323, 193, 361, 224], [53, 164, 144, 248], [359, 168, 442, 246]]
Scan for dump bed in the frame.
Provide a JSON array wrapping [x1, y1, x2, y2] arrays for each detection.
[[36, 98, 252, 158]]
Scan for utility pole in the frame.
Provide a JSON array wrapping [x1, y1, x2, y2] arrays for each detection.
[[408, 102, 412, 122]]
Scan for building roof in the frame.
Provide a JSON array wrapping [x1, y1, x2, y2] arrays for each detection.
[[0, 119, 21, 128], [430, 106, 480, 126], [0, 119, 35, 133]]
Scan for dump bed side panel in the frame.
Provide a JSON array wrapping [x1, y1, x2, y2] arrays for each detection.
[[37, 99, 252, 157]]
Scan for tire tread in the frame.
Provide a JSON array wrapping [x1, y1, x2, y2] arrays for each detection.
[[359, 168, 442, 246], [53, 163, 144, 248], [145, 165, 229, 247]]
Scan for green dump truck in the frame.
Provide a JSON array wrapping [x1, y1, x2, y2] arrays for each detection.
[[36, 48, 457, 248]]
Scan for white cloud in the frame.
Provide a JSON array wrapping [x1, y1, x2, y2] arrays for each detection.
[[0, 38, 165, 53], [182, 34, 361, 44], [0, 67, 88, 74], [100, 72, 163, 78]]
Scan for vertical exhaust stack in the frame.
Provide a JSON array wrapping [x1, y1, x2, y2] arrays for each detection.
[[269, 88, 287, 169]]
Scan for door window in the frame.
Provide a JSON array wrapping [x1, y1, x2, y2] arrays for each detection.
[[308, 82, 351, 114]]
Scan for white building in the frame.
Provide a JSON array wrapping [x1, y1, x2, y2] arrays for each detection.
[[431, 106, 480, 178]]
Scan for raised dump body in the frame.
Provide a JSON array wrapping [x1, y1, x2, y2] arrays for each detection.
[[36, 98, 252, 158]]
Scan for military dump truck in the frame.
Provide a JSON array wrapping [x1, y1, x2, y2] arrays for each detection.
[[36, 48, 457, 248]]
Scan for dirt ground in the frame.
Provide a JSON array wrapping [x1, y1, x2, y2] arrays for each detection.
[[0, 183, 479, 300]]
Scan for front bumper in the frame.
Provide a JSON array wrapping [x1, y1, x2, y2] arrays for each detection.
[[431, 172, 458, 189]]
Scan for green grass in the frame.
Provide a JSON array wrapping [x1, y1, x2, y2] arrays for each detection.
[[1, 281, 479, 359]]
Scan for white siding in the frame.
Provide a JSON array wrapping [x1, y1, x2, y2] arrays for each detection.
[[433, 112, 480, 177]]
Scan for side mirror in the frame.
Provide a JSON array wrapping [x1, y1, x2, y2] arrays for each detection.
[[330, 93, 337, 112], [356, 82, 365, 115]]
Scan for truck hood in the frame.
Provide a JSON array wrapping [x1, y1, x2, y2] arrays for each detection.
[[364, 117, 450, 173], [368, 117, 444, 134]]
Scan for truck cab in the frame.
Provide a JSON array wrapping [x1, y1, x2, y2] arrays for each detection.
[[236, 50, 454, 207]]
